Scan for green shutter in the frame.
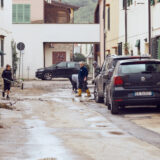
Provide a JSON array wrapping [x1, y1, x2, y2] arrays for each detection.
[[158, 39, 160, 59], [158, 0, 160, 2], [24, 4, 30, 23], [17, 4, 23, 23], [12, 4, 17, 23], [150, 0, 155, 6]]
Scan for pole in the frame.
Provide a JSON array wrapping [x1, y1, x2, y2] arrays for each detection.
[[148, 0, 151, 55], [22, 53, 23, 79], [125, 0, 128, 54], [19, 51, 21, 79]]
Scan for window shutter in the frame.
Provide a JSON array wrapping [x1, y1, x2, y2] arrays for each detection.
[[158, 0, 160, 2], [17, 4, 23, 23], [24, 4, 30, 23], [150, 0, 155, 6], [12, 4, 17, 23]]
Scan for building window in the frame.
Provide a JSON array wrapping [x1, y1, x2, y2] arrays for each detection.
[[0, 0, 3, 8], [0, 38, 4, 67], [128, 0, 133, 7], [150, 0, 155, 5], [12, 4, 31, 23], [107, 7, 110, 30]]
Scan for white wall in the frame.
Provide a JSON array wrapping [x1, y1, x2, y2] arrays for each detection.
[[152, 2, 160, 37], [0, 0, 13, 67], [12, 24, 100, 79], [119, 0, 149, 55]]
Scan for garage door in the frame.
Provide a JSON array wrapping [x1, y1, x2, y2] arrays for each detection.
[[52, 52, 66, 64]]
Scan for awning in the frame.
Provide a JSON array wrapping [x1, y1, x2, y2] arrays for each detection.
[[135, 40, 140, 47], [0, 51, 6, 55]]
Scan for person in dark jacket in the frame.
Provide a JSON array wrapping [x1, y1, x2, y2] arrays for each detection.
[[2, 64, 13, 99], [76, 61, 91, 97]]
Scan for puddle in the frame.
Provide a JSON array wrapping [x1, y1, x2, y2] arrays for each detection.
[[109, 131, 124, 135]]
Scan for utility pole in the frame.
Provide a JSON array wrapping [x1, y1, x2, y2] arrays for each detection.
[[124, 0, 128, 54], [125, 0, 128, 45], [148, 0, 151, 55]]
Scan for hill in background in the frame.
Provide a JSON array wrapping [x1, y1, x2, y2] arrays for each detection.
[[62, 0, 98, 23]]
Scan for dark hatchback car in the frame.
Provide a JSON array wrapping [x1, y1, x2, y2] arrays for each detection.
[[107, 59, 160, 114], [36, 62, 80, 80], [94, 55, 150, 104]]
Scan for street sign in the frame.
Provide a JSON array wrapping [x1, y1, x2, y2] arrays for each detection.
[[17, 42, 25, 51]]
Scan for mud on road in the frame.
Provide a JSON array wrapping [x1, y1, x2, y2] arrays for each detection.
[[0, 80, 160, 160]]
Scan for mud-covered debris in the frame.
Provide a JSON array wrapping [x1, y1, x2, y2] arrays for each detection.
[[109, 131, 124, 135], [39, 158, 56, 160], [0, 103, 13, 110]]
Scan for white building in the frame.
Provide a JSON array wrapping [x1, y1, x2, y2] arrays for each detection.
[[118, 0, 160, 57], [118, 0, 149, 56], [13, 24, 100, 79], [0, 0, 13, 68]]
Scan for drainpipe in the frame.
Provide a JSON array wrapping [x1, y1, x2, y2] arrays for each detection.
[[104, 0, 106, 60], [148, 0, 151, 55]]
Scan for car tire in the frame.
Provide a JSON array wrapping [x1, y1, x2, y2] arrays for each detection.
[[111, 99, 119, 114], [94, 85, 103, 103], [43, 72, 52, 80]]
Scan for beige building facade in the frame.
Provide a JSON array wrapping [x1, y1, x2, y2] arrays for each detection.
[[105, 0, 119, 55]]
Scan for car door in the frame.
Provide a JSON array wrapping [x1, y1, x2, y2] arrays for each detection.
[[54, 62, 67, 77], [97, 60, 107, 95], [66, 62, 76, 78]]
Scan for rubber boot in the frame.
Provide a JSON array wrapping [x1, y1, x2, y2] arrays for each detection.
[[76, 89, 82, 97], [86, 89, 91, 97]]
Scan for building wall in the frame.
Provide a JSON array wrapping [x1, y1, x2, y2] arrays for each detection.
[[0, 0, 13, 67], [118, 0, 149, 55], [105, 0, 119, 55], [45, 43, 73, 67], [12, 24, 100, 79], [152, 1, 160, 37], [99, 0, 105, 65], [12, 0, 44, 23]]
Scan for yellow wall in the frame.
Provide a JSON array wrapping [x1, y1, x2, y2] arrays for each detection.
[[105, 0, 119, 55]]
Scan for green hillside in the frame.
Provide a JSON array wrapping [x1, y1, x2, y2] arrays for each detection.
[[62, 0, 98, 23]]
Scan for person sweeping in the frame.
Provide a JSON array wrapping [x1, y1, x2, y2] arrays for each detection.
[[76, 61, 91, 97], [2, 64, 13, 99]]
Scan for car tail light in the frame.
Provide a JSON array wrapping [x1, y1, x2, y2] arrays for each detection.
[[114, 76, 123, 86]]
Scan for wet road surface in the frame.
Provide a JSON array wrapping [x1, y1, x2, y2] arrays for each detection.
[[0, 80, 160, 160]]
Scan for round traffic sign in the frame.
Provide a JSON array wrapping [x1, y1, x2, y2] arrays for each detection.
[[17, 42, 25, 51]]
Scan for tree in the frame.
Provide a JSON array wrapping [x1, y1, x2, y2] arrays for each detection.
[[11, 41, 18, 79], [73, 53, 86, 62]]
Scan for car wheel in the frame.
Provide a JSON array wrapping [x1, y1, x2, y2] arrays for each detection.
[[111, 99, 119, 114], [43, 72, 52, 80], [94, 85, 103, 103]]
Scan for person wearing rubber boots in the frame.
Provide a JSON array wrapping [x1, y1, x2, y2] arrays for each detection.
[[76, 61, 91, 97]]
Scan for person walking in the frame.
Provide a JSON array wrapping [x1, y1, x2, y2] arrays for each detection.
[[2, 64, 13, 99], [76, 61, 91, 97], [93, 61, 101, 78]]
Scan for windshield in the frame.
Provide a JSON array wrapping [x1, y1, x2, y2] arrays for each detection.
[[120, 62, 160, 74]]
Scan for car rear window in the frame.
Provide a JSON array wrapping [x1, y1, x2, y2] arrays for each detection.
[[120, 62, 160, 74]]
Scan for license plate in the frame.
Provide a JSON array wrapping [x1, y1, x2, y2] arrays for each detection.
[[134, 91, 153, 96]]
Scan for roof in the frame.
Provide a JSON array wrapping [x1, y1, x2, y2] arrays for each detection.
[[46, 0, 79, 10], [118, 59, 160, 65], [106, 55, 151, 60]]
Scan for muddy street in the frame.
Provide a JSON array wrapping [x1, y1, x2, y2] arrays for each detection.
[[0, 80, 160, 160]]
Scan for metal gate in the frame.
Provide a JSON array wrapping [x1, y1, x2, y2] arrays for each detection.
[[52, 52, 66, 64]]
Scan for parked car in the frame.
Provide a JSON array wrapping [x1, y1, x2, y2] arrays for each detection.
[[36, 62, 80, 80], [107, 59, 160, 114], [94, 55, 150, 104]]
